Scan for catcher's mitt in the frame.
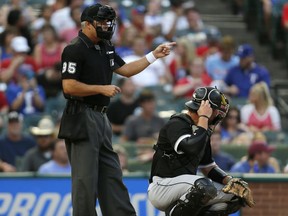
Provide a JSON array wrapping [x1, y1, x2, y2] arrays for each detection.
[[222, 178, 255, 207]]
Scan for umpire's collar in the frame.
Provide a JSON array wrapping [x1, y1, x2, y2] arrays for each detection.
[[78, 30, 95, 48]]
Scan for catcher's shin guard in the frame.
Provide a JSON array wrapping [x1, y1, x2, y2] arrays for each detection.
[[198, 196, 243, 216], [165, 178, 217, 216]]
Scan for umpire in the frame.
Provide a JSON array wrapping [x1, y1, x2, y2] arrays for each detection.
[[58, 3, 175, 216], [148, 87, 254, 216]]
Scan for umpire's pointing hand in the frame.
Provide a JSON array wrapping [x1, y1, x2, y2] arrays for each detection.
[[152, 42, 177, 58], [102, 85, 121, 97]]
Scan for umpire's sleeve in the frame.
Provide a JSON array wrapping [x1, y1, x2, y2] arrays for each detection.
[[61, 45, 82, 80]]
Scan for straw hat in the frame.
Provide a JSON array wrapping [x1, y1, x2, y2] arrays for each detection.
[[30, 117, 55, 136]]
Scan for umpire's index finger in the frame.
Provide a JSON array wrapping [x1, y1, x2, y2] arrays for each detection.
[[164, 42, 177, 48]]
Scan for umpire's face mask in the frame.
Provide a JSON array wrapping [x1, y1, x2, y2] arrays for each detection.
[[91, 19, 116, 40], [95, 19, 116, 40]]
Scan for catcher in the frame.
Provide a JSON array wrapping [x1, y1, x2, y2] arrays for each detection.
[[148, 87, 255, 216]]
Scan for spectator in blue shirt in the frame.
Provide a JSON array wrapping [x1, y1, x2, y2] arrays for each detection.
[[210, 131, 235, 172], [6, 67, 46, 115], [0, 111, 36, 172], [230, 141, 276, 173], [38, 139, 71, 174], [224, 44, 271, 98], [205, 35, 239, 81]]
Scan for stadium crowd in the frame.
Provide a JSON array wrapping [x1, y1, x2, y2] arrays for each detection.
[[0, 0, 287, 175]]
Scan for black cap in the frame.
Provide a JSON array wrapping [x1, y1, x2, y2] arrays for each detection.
[[80, 4, 102, 22], [8, 111, 23, 122], [81, 3, 116, 23]]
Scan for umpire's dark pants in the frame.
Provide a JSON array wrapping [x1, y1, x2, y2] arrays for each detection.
[[65, 108, 136, 216]]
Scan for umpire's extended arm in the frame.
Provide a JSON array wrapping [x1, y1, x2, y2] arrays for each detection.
[[63, 42, 176, 98]]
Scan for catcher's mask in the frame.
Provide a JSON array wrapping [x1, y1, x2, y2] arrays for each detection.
[[185, 87, 229, 124], [81, 4, 116, 40]]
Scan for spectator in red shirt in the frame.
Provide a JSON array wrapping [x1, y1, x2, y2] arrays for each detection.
[[33, 24, 65, 71], [173, 57, 211, 99], [0, 89, 9, 114], [282, 2, 288, 29], [169, 37, 196, 83], [0, 36, 38, 83], [240, 81, 281, 132]]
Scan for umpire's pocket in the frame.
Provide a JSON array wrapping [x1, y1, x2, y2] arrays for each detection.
[[58, 110, 88, 141]]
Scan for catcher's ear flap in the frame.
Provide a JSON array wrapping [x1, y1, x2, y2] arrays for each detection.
[[211, 114, 222, 125]]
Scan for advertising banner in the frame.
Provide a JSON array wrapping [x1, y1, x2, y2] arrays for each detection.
[[0, 176, 239, 216]]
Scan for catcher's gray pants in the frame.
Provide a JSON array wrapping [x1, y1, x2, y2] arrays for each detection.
[[148, 175, 234, 212], [65, 108, 136, 216]]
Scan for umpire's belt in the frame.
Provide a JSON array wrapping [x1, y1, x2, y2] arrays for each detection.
[[67, 99, 108, 114], [87, 104, 108, 114]]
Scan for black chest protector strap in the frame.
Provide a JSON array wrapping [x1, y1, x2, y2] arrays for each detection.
[[170, 113, 193, 126], [151, 144, 198, 181]]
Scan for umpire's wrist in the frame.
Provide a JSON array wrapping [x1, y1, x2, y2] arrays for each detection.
[[145, 51, 157, 64]]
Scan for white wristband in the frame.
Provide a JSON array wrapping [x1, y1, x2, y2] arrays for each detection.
[[145, 52, 157, 64]]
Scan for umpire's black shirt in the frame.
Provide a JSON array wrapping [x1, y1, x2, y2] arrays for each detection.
[[61, 30, 125, 106]]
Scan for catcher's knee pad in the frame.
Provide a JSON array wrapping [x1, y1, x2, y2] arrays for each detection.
[[165, 178, 217, 216], [189, 178, 217, 204]]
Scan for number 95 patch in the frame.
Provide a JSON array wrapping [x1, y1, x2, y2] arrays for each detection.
[[62, 62, 77, 74]]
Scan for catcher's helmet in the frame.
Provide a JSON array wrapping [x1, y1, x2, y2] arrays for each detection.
[[81, 3, 116, 40], [185, 87, 229, 123]]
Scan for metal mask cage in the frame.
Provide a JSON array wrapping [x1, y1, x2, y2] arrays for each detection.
[[95, 21, 116, 40], [95, 19, 116, 29]]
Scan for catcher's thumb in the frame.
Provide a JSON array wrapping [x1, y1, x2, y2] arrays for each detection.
[[246, 195, 256, 208]]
